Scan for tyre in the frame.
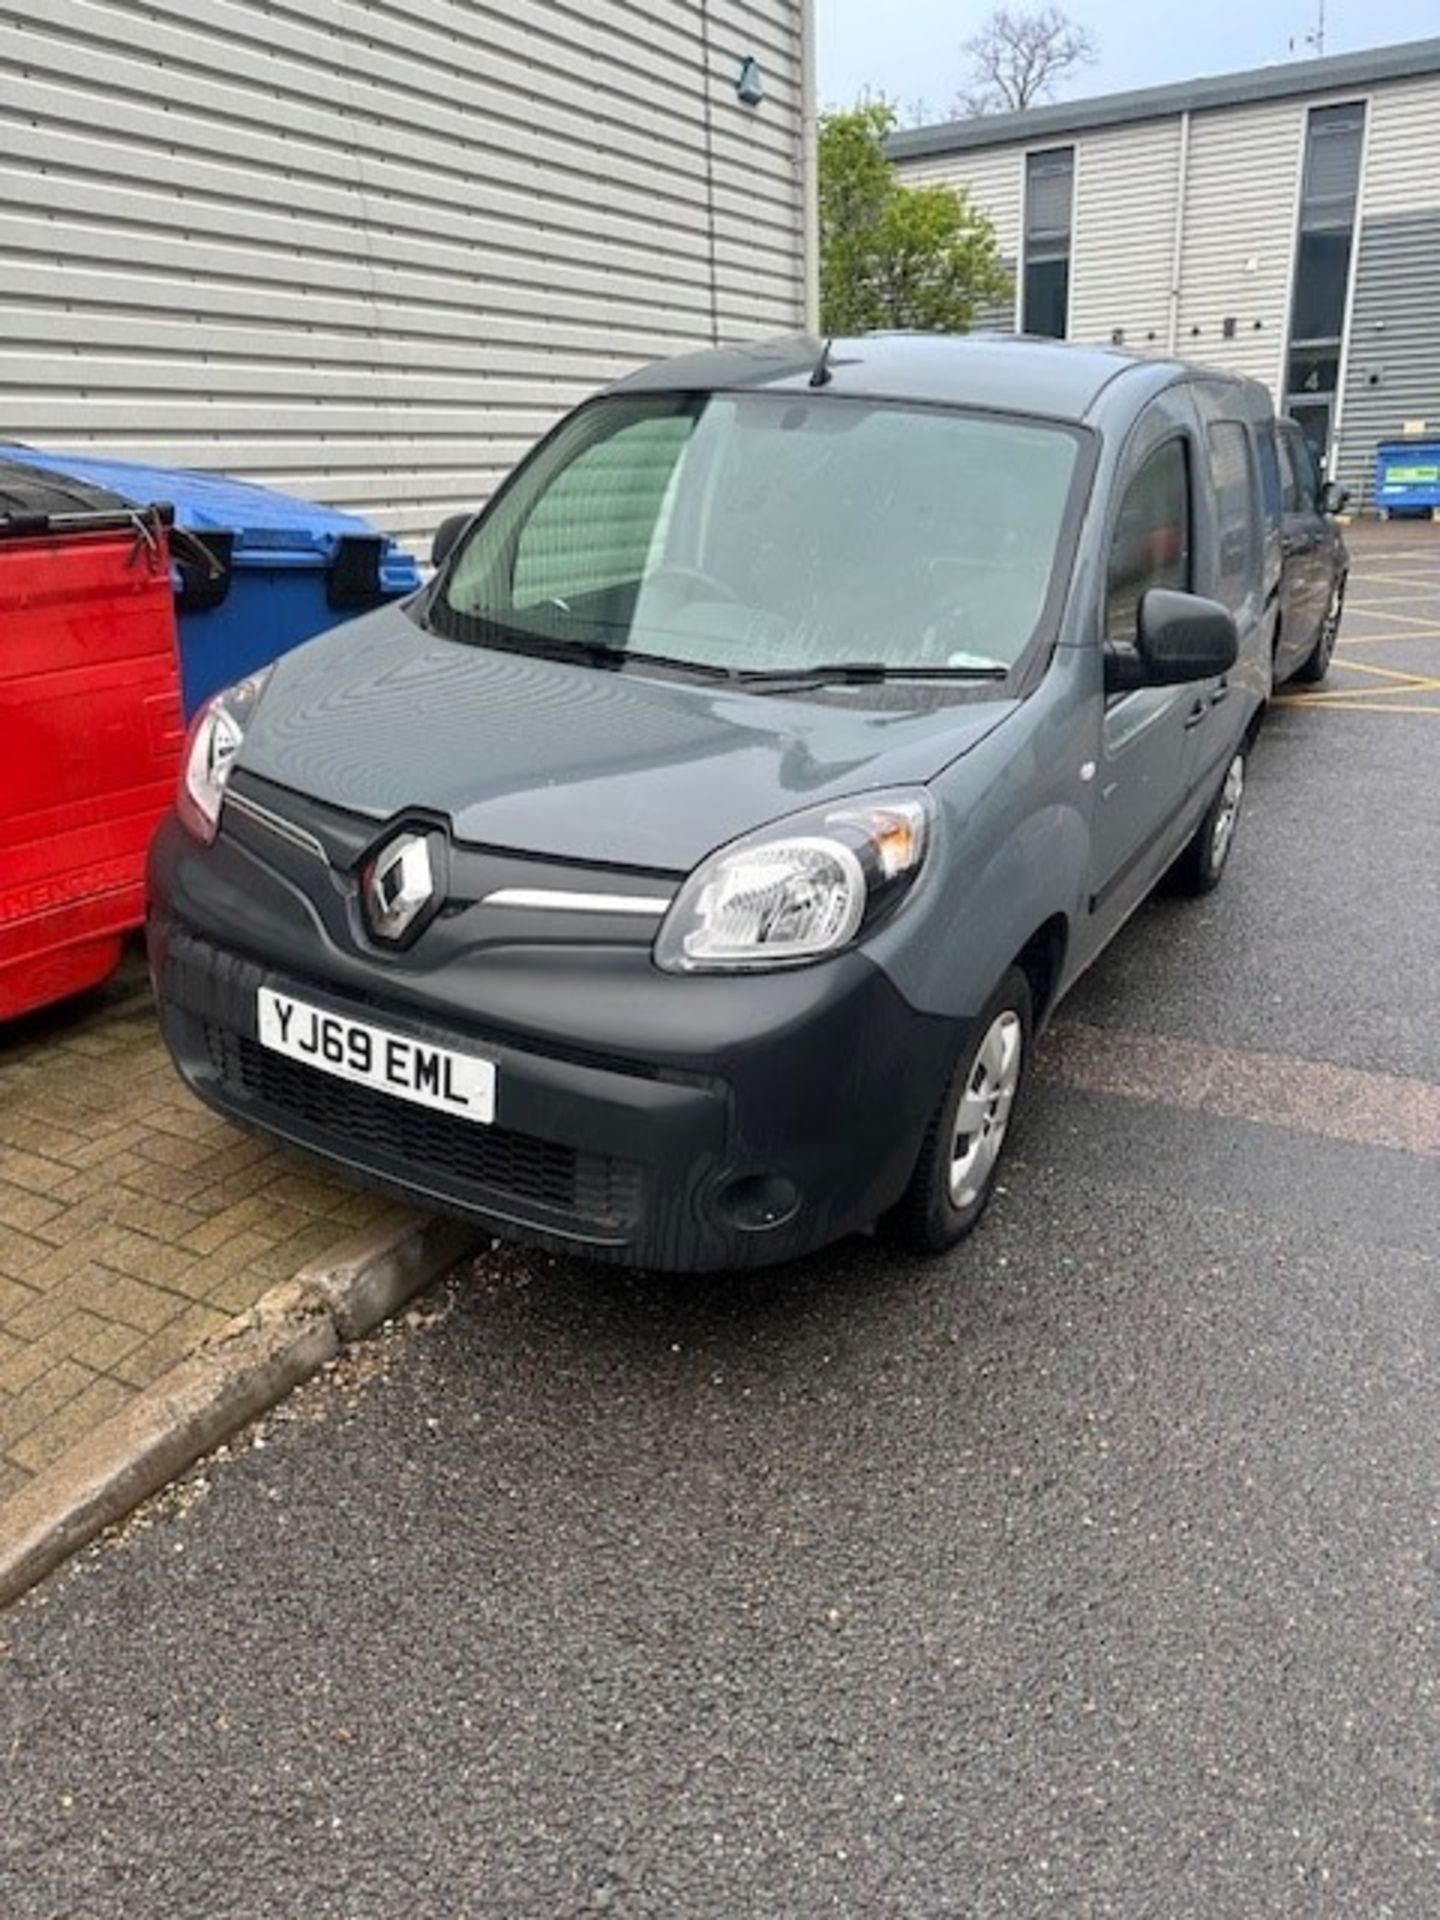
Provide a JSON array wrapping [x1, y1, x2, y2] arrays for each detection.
[[1291, 573, 1345, 684], [886, 965, 1033, 1255], [1173, 745, 1246, 896]]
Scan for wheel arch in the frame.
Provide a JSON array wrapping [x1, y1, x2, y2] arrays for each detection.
[[1012, 913, 1070, 1033]]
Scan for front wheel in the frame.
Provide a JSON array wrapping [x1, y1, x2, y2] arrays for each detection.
[[885, 966, 1033, 1256], [1173, 746, 1246, 896]]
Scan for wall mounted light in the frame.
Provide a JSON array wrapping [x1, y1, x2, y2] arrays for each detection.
[[736, 55, 763, 106]]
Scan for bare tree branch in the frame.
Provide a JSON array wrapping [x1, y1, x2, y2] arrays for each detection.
[[956, 7, 1098, 116]]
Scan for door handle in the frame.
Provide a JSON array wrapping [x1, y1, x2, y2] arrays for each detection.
[[1184, 698, 1208, 729], [1209, 678, 1230, 707]]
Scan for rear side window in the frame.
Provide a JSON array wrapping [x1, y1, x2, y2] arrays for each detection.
[[1207, 422, 1257, 611], [1105, 437, 1191, 642]]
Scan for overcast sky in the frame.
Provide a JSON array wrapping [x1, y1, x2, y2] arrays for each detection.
[[817, 0, 1440, 122]]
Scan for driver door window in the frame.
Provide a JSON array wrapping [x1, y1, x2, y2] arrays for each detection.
[[1105, 437, 1191, 645], [1282, 427, 1319, 512]]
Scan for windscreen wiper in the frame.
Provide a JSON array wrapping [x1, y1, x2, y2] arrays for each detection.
[[735, 661, 1010, 692], [443, 620, 740, 681]]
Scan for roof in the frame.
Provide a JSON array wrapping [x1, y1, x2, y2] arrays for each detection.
[[889, 35, 1440, 162], [610, 332, 1179, 423]]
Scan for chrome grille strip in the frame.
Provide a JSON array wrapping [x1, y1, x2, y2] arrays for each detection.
[[482, 887, 671, 916], [223, 789, 328, 863]]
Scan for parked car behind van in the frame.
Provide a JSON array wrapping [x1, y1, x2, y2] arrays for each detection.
[[1274, 416, 1349, 684], [149, 336, 1275, 1273]]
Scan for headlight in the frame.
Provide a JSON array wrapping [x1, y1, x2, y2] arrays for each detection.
[[176, 668, 272, 845], [654, 791, 932, 973]]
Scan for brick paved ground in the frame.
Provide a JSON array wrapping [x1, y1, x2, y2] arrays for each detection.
[[0, 947, 408, 1500]]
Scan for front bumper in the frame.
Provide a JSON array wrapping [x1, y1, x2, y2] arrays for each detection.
[[147, 812, 958, 1272]]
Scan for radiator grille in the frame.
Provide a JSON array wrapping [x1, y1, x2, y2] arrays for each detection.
[[203, 1024, 641, 1229]]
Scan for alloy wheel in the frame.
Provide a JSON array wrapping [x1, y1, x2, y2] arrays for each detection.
[[949, 1010, 1023, 1208]]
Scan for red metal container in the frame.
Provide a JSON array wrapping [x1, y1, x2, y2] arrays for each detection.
[[1, 471, 184, 1020]]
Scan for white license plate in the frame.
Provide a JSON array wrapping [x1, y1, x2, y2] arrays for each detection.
[[256, 989, 495, 1125]]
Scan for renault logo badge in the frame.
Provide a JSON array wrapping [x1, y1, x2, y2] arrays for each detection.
[[362, 831, 437, 944]]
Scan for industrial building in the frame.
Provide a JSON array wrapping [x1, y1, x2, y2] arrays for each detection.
[[891, 38, 1440, 504], [0, 1, 815, 547]]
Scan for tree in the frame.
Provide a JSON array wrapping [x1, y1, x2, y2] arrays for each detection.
[[818, 101, 1011, 335], [957, 7, 1097, 116]]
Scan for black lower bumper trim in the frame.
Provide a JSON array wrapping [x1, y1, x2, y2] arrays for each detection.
[[147, 889, 958, 1272], [202, 1023, 642, 1232]]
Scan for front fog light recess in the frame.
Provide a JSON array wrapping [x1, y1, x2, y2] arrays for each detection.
[[655, 792, 931, 972], [176, 667, 272, 845]]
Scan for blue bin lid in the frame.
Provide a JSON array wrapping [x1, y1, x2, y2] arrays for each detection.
[[0, 442, 419, 578]]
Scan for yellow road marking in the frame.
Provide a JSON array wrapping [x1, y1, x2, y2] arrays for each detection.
[[1324, 630, 1440, 646], [1275, 545, 1440, 712], [1349, 572, 1440, 591], [1328, 656, 1440, 688], [1276, 696, 1440, 715], [1336, 604, 1440, 631], [1285, 686, 1439, 702]]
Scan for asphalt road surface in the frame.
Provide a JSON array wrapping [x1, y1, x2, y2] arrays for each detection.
[[4, 533, 1438, 1918]]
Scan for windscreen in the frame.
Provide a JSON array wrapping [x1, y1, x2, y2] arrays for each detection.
[[434, 392, 1084, 677]]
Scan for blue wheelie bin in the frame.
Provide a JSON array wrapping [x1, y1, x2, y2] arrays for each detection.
[[0, 445, 422, 717], [1374, 441, 1440, 518]]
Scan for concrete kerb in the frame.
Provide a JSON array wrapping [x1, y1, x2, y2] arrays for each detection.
[[0, 1213, 480, 1609]]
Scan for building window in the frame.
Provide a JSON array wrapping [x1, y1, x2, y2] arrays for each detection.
[[1023, 147, 1074, 339], [1285, 102, 1365, 471]]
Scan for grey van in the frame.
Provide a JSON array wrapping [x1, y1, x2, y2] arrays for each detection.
[[149, 336, 1274, 1272]]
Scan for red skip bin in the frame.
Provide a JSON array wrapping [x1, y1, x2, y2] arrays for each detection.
[[1, 469, 184, 1021]]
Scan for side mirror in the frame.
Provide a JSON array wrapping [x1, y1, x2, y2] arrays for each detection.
[[431, 512, 471, 571], [1319, 480, 1350, 516], [1105, 588, 1239, 693]]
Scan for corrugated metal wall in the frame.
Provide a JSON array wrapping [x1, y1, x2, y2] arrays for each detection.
[[0, 0, 810, 548], [1337, 212, 1440, 504], [896, 106, 1306, 380], [897, 143, 1023, 328], [1336, 80, 1440, 500], [1355, 75, 1438, 214], [1174, 102, 1301, 391], [1068, 119, 1181, 353]]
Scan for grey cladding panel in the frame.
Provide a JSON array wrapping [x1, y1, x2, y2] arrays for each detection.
[[1339, 212, 1440, 504], [0, 0, 809, 547]]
